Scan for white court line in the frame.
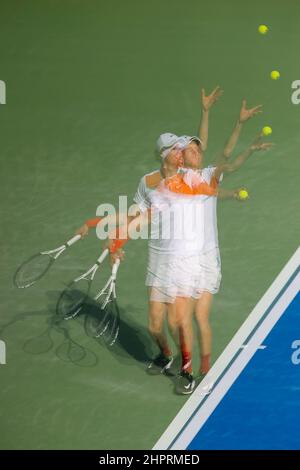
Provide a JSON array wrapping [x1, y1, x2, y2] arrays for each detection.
[[172, 272, 299, 449], [153, 246, 300, 450]]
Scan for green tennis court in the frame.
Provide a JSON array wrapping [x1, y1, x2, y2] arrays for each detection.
[[0, 0, 299, 449]]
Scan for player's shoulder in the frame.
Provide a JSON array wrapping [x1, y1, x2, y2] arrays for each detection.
[[202, 165, 223, 184], [201, 165, 216, 180], [203, 165, 216, 172], [143, 169, 162, 189]]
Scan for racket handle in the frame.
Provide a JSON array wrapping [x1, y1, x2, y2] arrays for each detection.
[[97, 248, 109, 264], [111, 258, 120, 279], [66, 234, 81, 247]]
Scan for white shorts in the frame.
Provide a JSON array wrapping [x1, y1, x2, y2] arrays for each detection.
[[199, 247, 222, 295], [146, 248, 221, 303]]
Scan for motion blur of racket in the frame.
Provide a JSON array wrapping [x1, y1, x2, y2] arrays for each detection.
[[85, 258, 121, 346], [57, 234, 128, 321], [13, 234, 81, 288], [56, 248, 110, 320], [13, 217, 104, 289]]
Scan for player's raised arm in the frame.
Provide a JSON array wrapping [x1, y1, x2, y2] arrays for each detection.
[[199, 86, 223, 152], [75, 210, 131, 240], [215, 99, 263, 165], [213, 133, 274, 181]]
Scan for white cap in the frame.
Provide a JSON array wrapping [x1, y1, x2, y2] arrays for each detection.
[[156, 133, 179, 154], [179, 135, 202, 148]]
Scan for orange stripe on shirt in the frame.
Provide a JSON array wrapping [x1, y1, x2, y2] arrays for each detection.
[[163, 174, 217, 196]]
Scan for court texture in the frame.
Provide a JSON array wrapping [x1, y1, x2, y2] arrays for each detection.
[[0, 0, 299, 450]]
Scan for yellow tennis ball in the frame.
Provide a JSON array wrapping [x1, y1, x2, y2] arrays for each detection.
[[258, 25, 269, 35], [262, 126, 272, 136], [238, 189, 249, 200], [270, 70, 280, 80]]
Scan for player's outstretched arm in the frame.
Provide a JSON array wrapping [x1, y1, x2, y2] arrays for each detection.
[[214, 134, 274, 180], [199, 86, 223, 152], [75, 217, 102, 239], [215, 99, 263, 165], [75, 209, 132, 239], [217, 187, 249, 201]]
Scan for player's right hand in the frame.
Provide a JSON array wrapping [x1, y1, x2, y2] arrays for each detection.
[[250, 142, 275, 152], [201, 86, 223, 111], [110, 249, 125, 265], [76, 223, 89, 239]]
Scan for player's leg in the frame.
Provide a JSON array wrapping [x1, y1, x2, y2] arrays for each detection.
[[195, 291, 214, 375], [165, 297, 194, 368], [147, 295, 173, 374], [177, 297, 194, 372], [174, 296, 196, 394], [166, 301, 179, 346], [148, 299, 172, 356], [194, 248, 221, 376]]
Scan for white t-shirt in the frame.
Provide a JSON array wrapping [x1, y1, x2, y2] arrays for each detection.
[[133, 170, 206, 256], [199, 166, 222, 253], [133, 170, 157, 213]]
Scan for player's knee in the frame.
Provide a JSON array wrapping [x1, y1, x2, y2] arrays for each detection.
[[148, 320, 162, 336], [178, 318, 189, 331], [197, 317, 211, 331], [168, 316, 179, 330], [195, 307, 211, 325], [177, 309, 191, 327]]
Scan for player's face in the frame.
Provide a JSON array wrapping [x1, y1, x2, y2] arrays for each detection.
[[183, 142, 203, 169], [165, 146, 184, 168]]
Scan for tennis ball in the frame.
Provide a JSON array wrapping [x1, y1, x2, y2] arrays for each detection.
[[270, 70, 280, 80], [238, 189, 249, 200], [258, 25, 269, 35], [262, 126, 272, 136]]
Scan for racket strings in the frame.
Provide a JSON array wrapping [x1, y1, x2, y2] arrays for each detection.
[[14, 254, 52, 288], [93, 292, 120, 345], [105, 302, 120, 346], [57, 279, 91, 319]]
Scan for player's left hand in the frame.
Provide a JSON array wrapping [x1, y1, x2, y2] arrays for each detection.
[[239, 99, 262, 123], [234, 187, 249, 201], [251, 142, 275, 151], [201, 86, 223, 111]]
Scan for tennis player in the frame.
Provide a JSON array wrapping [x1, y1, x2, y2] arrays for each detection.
[[162, 131, 273, 393], [130, 97, 265, 394], [75, 89, 265, 394]]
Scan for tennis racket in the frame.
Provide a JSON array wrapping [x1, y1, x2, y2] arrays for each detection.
[[56, 248, 109, 320], [86, 259, 121, 346], [14, 234, 82, 289]]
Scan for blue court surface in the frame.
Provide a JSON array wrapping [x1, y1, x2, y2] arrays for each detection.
[[154, 248, 300, 450]]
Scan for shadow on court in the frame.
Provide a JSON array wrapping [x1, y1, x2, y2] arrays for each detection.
[[79, 295, 154, 368], [47, 286, 154, 367], [0, 288, 154, 369], [1, 281, 166, 379], [0, 307, 99, 367], [2, 287, 189, 396]]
